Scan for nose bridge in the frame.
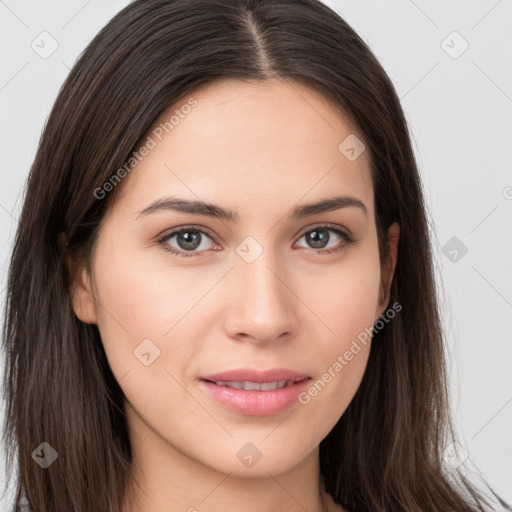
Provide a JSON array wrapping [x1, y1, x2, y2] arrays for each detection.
[[224, 238, 295, 342]]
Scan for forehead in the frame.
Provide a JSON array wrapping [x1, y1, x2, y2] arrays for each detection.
[[115, 78, 374, 220]]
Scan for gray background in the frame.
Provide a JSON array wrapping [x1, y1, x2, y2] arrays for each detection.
[[1, 0, 511, 508]]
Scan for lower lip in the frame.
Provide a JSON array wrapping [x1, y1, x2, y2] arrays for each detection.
[[199, 379, 311, 416]]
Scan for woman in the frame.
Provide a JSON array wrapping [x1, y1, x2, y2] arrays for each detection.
[[2, 0, 510, 511]]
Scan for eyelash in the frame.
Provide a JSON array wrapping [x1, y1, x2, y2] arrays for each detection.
[[156, 223, 354, 258]]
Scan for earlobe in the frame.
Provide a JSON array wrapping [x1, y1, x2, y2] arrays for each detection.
[[378, 222, 400, 315]]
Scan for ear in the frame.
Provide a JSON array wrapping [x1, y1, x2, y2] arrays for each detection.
[[59, 233, 98, 324], [377, 222, 400, 317]]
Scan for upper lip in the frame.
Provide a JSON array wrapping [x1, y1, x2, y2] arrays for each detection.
[[201, 368, 310, 383]]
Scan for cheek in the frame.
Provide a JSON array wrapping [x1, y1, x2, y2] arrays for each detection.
[[293, 243, 380, 421], [90, 241, 209, 441], [300, 238, 382, 350], [89, 235, 205, 383]]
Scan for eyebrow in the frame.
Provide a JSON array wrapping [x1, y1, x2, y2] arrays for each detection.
[[136, 195, 368, 221]]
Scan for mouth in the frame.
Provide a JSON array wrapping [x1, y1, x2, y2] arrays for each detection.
[[199, 368, 311, 416]]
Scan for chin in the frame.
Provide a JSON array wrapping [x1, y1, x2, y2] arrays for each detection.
[[194, 435, 317, 478]]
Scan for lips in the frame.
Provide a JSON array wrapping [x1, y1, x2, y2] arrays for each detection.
[[199, 368, 311, 416]]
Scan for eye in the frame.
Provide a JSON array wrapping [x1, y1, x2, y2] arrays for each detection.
[[295, 224, 353, 254], [157, 227, 218, 258]]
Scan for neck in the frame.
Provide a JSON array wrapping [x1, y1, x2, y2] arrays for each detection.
[[121, 403, 338, 512]]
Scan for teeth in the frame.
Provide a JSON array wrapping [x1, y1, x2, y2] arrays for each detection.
[[244, 381, 261, 391], [213, 380, 293, 391], [227, 381, 244, 390]]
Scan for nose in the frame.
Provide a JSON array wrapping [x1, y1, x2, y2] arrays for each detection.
[[223, 249, 297, 345]]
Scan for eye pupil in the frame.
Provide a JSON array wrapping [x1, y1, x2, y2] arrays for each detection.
[[177, 231, 201, 250], [306, 229, 329, 249]]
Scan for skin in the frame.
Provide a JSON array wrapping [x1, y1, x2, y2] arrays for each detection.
[[70, 78, 399, 512]]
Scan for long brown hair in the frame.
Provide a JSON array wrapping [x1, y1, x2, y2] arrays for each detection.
[[2, 1, 510, 511]]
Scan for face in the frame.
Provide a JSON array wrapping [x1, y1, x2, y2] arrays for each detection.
[[72, 78, 399, 478]]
